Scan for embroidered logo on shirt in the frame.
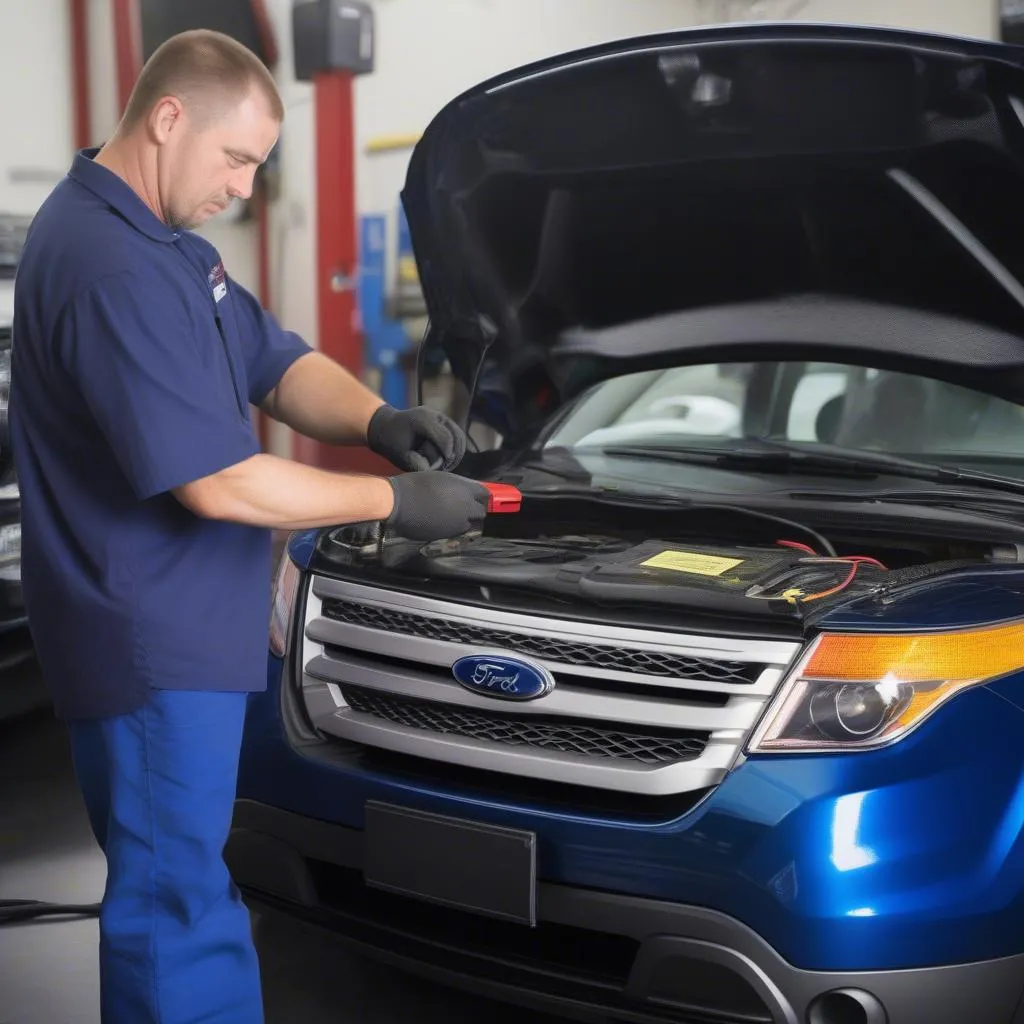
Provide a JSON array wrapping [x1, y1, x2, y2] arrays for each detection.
[[209, 261, 228, 303]]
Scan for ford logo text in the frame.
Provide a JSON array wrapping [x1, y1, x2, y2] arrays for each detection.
[[451, 654, 555, 701]]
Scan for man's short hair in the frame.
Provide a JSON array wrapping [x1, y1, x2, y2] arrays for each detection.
[[121, 29, 285, 131]]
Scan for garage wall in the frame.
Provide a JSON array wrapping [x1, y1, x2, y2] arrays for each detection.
[[794, 0, 997, 38], [86, 0, 119, 151], [0, 0, 73, 215]]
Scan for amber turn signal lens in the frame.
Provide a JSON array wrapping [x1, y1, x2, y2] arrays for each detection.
[[804, 623, 1024, 685]]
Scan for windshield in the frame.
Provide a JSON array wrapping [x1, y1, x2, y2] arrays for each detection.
[[545, 361, 1024, 474]]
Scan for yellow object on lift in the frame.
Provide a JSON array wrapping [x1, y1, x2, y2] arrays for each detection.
[[397, 255, 418, 283], [365, 133, 422, 155]]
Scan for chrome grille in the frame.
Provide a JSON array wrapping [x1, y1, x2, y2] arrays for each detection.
[[341, 686, 708, 766], [321, 598, 759, 684], [300, 576, 802, 796]]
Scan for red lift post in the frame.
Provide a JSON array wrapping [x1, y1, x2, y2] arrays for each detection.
[[68, 0, 93, 150], [291, 1, 390, 473], [292, 68, 359, 469]]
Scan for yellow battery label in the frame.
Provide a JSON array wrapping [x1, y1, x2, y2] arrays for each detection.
[[641, 550, 744, 577]]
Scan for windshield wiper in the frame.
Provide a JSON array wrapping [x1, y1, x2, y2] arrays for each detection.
[[788, 487, 1024, 514], [600, 442, 1024, 498], [765, 440, 1024, 497]]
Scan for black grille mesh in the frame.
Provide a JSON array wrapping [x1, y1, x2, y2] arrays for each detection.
[[323, 599, 759, 685], [340, 686, 707, 765]]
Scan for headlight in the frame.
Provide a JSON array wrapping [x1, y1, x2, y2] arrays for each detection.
[[747, 624, 1024, 753]]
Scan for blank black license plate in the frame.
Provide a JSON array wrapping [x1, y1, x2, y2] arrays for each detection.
[[363, 801, 537, 926]]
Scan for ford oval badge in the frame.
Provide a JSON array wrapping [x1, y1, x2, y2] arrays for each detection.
[[452, 654, 554, 701]]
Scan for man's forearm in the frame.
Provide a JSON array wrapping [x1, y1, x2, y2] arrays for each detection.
[[262, 352, 385, 445], [173, 453, 395, 530]]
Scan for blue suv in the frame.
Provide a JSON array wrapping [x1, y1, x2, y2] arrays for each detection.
[[228, 24, 1024, 1024]]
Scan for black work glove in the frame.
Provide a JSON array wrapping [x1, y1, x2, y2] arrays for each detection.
[[386, 472, 489, 542], [367, 404, 467, 472]]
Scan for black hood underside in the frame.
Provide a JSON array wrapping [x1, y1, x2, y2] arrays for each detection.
[[402, 24, 1024, 440]]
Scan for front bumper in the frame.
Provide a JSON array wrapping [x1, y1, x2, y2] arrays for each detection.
[[227, 798, 1024, 1024]]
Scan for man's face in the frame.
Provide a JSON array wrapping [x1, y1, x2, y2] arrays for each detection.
[[159, 89, 279, 230]]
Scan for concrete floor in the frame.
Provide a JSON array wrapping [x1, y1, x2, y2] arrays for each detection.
[[0, 703, 563, 1024]]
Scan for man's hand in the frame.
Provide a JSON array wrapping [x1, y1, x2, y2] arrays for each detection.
[[368, 405, 467, 472], [386, 472, 488, 541]]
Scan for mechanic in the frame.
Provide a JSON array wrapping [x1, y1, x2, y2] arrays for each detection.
[[9, 28, 487, 1024]]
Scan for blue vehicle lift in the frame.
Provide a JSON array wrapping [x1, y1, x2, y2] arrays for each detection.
[[359, 206, 420, 409]]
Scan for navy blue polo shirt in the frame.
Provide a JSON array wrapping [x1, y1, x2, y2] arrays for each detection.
[[9, 148, 312, 720]]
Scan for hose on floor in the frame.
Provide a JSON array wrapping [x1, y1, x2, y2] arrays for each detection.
[[0, 899, 100, 924]]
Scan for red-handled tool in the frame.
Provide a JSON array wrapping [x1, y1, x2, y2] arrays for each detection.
[[482, 482, 522, 513]]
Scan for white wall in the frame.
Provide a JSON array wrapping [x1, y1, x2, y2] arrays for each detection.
[[261, 0, 318, 361], [0, 0, 73, 215], [86, 0, 119, 149], [789, 0, 997, 39]]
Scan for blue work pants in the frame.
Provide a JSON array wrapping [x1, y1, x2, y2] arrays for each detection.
[[66, 689, 263, 1024]]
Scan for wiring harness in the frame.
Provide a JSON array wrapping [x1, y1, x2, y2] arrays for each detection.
[[747, 538, 888, 605]]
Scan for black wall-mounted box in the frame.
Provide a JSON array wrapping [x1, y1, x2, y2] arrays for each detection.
[[292, 0, 374, 79]]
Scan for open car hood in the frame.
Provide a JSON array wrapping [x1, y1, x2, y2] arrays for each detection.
[[401, 23, 1024, 441]]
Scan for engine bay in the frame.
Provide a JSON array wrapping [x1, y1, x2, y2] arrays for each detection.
[[400, 532, 889, 615], [316, 489, 1015, 626]]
